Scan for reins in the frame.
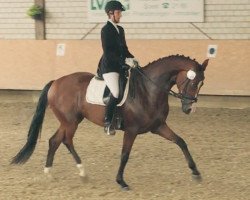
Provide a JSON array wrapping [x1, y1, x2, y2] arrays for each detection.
[[132, 65, 198, 102], [132, 66, 170, 94]]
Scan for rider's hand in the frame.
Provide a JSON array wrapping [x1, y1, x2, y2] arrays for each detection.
[[132, 58, 139, 67], [125, 58, 139, 68]]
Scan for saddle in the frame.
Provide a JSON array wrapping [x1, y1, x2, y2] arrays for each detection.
[[98, 74, 127, 130], [97, 73, 127, 105], [86, 67, 130, 130], [86, 65, 130, 106]]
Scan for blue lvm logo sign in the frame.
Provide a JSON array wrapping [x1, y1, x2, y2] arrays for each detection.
[[90, 0, 130, 11]]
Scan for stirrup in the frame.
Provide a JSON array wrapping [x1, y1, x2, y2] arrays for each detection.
[[104, 123, 116, 136]]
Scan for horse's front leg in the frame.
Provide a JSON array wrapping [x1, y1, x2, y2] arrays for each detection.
[[155, 123, 201, 178], [116, 131, 137, 190]]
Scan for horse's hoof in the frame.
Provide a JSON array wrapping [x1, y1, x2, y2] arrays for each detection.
[[80, 175, 89, 183], [192, 174, 202, 182], [117, 179, 130, 191], [121, 185, 130, 191]]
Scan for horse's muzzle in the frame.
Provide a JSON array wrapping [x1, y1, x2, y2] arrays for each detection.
[[181, 100, 193, 114]]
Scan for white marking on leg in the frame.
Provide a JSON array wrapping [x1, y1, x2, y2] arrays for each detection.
[[77, 164, 86, 177], [44, 167, 51, 174]]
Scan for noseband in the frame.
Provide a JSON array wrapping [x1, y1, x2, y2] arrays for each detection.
[[133, 66, 202, 103], [169, 78, 202, 103]]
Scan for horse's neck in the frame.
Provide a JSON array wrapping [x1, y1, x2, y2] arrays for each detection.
[[129, 67, 170, 106], [143, 60, 186, 92], [145, 58, 188, 77], [128, 57, 194, 110]]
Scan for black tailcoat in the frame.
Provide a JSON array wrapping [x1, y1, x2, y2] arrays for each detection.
[[97, 21, 134, 77]]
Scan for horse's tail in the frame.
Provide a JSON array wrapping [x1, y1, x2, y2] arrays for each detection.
[[11, 81, 54, 164]]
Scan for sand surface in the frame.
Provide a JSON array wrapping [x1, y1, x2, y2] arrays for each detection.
[[0, 93, 249, 200]]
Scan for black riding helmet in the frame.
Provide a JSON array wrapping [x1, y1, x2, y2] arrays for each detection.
[[105, 1, 125, 14]]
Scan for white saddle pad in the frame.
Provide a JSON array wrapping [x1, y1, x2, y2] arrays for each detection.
[[86, 77, 129, 106]]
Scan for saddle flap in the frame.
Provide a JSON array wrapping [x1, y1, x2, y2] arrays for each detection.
[[103, 75, 127, 105], [86, 76, 129, 107]]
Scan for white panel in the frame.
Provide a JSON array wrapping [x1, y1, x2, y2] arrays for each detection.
[[88, 0, 204, 22]]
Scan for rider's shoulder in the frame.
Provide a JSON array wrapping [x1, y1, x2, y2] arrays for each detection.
[[117, 25, 124, 30], [117, 25, 124, 32], [102, 22, 113, 32]]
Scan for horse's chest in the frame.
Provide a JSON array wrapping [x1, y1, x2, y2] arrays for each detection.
[[134, 107, 167, 128], [123, 98, 168, 132]]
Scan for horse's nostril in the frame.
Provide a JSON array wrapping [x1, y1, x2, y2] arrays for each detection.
[[182, 107, 192, 114]]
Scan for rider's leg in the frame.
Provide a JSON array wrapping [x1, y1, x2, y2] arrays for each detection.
[[103, 72, 119, 135]]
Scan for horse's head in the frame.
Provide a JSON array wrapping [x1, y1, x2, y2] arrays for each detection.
[[176, 59, 209, 114]]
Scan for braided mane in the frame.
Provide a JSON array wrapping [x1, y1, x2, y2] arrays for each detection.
[[145, 54, 199, 68]]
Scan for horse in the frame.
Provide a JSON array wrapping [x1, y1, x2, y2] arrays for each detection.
[[11, 55, 209, 190]]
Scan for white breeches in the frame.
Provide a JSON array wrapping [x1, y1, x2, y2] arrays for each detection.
[[103, 72, 119, 98]]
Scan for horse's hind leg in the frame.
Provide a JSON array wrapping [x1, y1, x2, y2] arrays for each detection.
[[44, 126, 65, 174], [63, 124, 86, 177], [155, 123, 201, 178]]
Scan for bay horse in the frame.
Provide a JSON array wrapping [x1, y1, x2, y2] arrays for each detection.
[[11, 55, 209, 190]]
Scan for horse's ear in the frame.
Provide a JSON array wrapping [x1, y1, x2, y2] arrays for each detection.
[[201, 59, 209, 71]]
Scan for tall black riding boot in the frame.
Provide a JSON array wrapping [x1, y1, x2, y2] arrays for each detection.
[[104, 95, 118, 135]]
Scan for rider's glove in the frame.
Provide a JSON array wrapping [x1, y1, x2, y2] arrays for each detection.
[[132, 58, 139, 67], [125, 58, 139, 68]]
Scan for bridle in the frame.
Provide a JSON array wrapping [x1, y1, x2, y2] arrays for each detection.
[[133, 66, 203, 103], [170, 78, 203, 103]]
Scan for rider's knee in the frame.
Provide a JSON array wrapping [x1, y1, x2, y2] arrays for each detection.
[[112, 90, 119, 98]]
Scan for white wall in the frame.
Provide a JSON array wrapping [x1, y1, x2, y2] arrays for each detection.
[[0, 0, 249, 39], [0, 0, 35, 39], [45, 0, 250, 39]]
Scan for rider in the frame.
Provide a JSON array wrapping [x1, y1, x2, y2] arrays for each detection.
[[97, 0, 138, 136]]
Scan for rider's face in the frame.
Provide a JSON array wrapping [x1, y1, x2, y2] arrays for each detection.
[[110, 10, 122, 23]]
